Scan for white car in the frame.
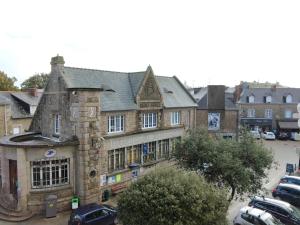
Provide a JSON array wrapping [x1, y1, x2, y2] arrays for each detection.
[[250, 130, 261, 139], [233, 206, 283, 225], [262, 132, 276, 140]]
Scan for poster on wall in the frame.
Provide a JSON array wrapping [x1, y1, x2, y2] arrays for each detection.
[[208, 113, 220, 130], [100, 174, 107, 186]]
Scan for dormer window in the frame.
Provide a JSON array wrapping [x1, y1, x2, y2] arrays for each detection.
[[247, 95, 255, 103], [54, 114, 61, 135], [265, 96, 272, 103], [286, 94, 292, 103]]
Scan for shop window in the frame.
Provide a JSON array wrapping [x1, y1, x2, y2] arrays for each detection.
[[158, 139, 169, 159], [171, 112, 180, 126], [142, 141, 156, 163], [31, 158, 69, 189], [108, 148, 125, 172], [127, 147, 141, 165], [142, 112, 157, 129], [108, 115, 124, 133]]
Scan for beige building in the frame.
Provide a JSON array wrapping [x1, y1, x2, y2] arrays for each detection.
[[0, 56, 197, 220]]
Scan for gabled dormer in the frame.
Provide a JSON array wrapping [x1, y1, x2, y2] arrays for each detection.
[[136, 66, 163, 109]]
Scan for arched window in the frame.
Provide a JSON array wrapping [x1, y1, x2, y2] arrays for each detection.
[[249, 95, 255, 103], [286, 94, 292, 103]]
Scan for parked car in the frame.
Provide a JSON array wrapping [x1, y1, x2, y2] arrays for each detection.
[[233, 206, 283, 225], [280, 175, 300, 186], [272, 183, 300, 206], [291, 132, 300, 141], [277, 132, 290, 140], [262, 132, 276, 140], [250, 130, 261, 139], [249, 196, 300, 225], [68, 203, 117, 225]]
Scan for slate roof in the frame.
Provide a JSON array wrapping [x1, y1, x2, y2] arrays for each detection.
[[239, 87, 300, 104], [62, 67, 196, 111], [0, 92, 41, 118]]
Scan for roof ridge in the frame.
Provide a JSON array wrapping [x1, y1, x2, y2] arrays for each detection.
[[64, 66, 145, 75]]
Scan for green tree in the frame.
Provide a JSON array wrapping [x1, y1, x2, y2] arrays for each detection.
[[173, 128, 274, 202], [0, 70, 18, 91], [118, 168, 229, 225], [21, 73, 49, 89]]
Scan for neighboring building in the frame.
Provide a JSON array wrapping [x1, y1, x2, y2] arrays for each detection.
[[0, 56, 197, 218], [236, 82, 300, 132], [190, 85, 239, 139], [0, 89, 42, 136]]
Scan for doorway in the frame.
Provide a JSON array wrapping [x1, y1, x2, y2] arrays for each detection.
[[9, 160, 17, 197]]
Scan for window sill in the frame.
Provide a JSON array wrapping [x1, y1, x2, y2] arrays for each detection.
[[30, 184, 72, 193], [107, 131, 125, 136]]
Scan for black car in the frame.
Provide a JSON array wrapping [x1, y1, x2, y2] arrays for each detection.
[[277, 132, 290, 140], [249, 196, 300, 225], [272, 183, 300, 206], [280, 175, 300, 186], [68, 203, 118, 225]]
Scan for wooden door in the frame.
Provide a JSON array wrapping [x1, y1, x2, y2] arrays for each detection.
[[9, 160, 17, 197]]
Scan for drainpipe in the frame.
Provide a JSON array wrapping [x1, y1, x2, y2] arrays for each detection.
[[4, 104, 7, 135]]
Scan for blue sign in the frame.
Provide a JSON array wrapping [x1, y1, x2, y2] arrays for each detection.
[[143, 144, 148, 155]]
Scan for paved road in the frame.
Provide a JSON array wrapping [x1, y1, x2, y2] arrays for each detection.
[[227, 140, 300, 224]]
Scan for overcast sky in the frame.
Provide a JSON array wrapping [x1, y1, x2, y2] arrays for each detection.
[[1, 0, 300, 88]]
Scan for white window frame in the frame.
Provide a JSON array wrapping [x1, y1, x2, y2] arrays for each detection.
[[247, 109, 256, 118], [266, 96, 272, 103], [286, 94, 293, 103], [54, 114, 61, 135], [108, 115, 125, 133], [142, 112, 157, 129], [31, 158, 70, 189], [264, 109, 272, 118], [171, 112, 180, 126]]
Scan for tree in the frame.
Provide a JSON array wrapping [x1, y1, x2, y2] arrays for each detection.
[[0, 70, 18, 91], [173, 128, 274, 202], [21, 73, 49, 89], [118, 168, 229, 225]]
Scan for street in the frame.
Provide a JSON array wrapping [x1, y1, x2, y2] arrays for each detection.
[[227, 140, 300, 224]]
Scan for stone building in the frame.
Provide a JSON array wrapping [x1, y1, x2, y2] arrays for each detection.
[[189, 85, 239, 139], [0, 90, 42, 136], [236, 82, 300, 132], [0, 56, 197, 219]]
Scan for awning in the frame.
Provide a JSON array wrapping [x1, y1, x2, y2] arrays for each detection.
[[278, 121, 299, 130]]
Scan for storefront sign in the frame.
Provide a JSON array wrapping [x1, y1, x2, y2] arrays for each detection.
[[44, 149, 56, 158]]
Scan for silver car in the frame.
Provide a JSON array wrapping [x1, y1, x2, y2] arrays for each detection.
[[233, 206, 283, 225]]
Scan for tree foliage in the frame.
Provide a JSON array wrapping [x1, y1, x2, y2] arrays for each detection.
[[173, 128, 274, 202], [118, 168, 229, 225], [0, 70, 18, 91], [21, 73, 49, 89]]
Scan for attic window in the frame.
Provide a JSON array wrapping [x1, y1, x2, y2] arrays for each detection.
[[163, 88, 173, 94]]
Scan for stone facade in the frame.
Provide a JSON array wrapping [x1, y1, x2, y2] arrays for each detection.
[[0, 55, 197, 216]]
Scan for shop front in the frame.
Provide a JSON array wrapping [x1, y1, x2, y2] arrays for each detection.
[[240, 118, 273, 131]]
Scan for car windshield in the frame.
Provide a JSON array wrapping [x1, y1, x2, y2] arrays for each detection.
[[289, 205, 300, 219]]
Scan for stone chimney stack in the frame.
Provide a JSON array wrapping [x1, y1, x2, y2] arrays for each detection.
[[50, 55, 65, 73]]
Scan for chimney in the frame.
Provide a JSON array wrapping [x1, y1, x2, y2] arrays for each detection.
[[50, 55, 65, 72], [271, 84, 276, 92], [26, 88, 38, 97]]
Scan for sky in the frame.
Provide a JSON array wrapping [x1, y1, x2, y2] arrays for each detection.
[[0, 0, 300, 88]]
